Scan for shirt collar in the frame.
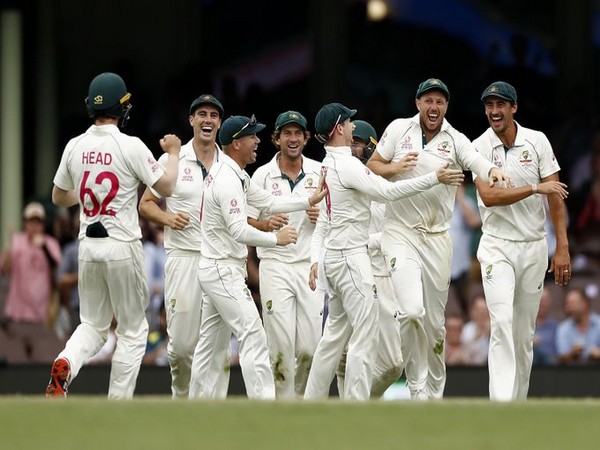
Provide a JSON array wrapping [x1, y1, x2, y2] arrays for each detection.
[[488, 120, 524, 150], [182, 139, 222, 163], [267, 152, 307, 178], [88, 124, 120, 134], [324, 145, 352, 155], [222, 152, 247, 180]]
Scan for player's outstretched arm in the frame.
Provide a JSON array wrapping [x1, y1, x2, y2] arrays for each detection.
[[367, 151, 418, 180], [152, 134, 181, 197]]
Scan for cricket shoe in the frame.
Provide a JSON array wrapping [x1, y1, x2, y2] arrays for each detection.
[[45, 357, 70, 397]]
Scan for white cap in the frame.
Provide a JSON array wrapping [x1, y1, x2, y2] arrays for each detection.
[[23, 202, 46, 220]]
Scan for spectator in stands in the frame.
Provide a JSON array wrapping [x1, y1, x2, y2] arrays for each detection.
[[461, 294, 490, 365], [570, 144, 600, 235], [450, 183, 482, 319], [556, 287, 600, 364], [533, 285, 558, 365], [0, 202, 64, 363], [445, 314, 469, 365]]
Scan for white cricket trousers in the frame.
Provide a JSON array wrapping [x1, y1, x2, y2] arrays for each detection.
[[304, 247, 379, 401], [58, 238, 149, 400], [477, 234, 547, 402], [381, 221, 452, 400], [259, 259, 323, 399], [370, 274, 403, 397], [190, 257, 275, 400], [164, 250, 229, 398], [337, 274, 403, 398]]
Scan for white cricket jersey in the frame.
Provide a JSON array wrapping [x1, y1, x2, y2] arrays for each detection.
[[472, 122, 561, 241], [248, 153, 322, 263], [53, 124, 164, 241], [375, 114, 495, 233], [150, 139, 221, 253], [310, 146, 439, 264], [200, 153, 312, 261]]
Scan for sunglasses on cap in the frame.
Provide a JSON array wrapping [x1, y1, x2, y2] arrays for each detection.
[[232, 114, 257, 139]]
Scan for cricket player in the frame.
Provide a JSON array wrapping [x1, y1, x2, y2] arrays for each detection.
[[367, 78, 509, 400], [247, 111, 324, 399], [46, 72, 181, 399], [336, 120, 405, 398], [188, 115, 327, 400], [139, 94, 230, 398], [305, 103, 464, 401], [473, 81, 570, 401]]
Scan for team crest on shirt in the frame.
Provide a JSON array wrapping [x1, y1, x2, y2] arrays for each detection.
[[271, 182, 282, 196], [305, 177, 317, 192], [265, 300, 274, 315], [244, 288, 253, 302], [182, 166, 194, 182], [400, 135, 412, 150], [436, 141, 451, 155], [372, 284, 378, 299], [169, 298, 176, 311], [205, 174, 213, 187], [229, 198, 240, 214], [520, 149, 533, 166], [485, 265, 493, 280], [433, 339, 444, 355]]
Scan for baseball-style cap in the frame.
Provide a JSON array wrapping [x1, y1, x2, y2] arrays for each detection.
[[352, 120, 378, 143], [314, 102, 357, 136], [275, 111, 307, 131], [415, 78, 450, 101], [23, 201, 46, 220], [481, 81, 518, 103], [219, 115, 266, 145], [189, 94, 224, 117]]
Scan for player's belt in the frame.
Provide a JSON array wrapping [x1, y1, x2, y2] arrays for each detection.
[[85, 222, 109, 238]]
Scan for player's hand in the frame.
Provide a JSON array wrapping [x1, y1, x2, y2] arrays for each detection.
[[308, 263, 318, 291], [309, 173, 328, 206], [275, 225, 297, 246], [306, 206, 320, 224], [488, 167, 511, 187], [391, 152, 418, 174], [548, 247, 571, 286], [167, 211, 190, 230], [267, 214, 289, 231], [537, 181, 569, 199], [160, 134, 181, 155], [435, 163, 465, 186]]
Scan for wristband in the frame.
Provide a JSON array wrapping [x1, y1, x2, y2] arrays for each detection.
[[531, 184, 538, 194]]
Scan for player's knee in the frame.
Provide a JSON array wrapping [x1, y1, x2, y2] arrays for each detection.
[[401, 305, 425, 321]]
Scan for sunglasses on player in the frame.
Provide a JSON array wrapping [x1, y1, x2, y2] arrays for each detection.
[[232, 114, 257, 139]]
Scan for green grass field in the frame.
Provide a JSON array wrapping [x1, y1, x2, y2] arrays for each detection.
[[1, 396, 599, 450]]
